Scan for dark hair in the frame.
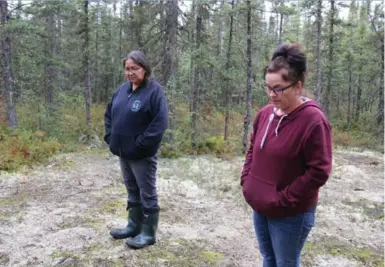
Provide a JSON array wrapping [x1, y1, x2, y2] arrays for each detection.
[[123, 50, 152, 78], [265, 43, 307, 84]]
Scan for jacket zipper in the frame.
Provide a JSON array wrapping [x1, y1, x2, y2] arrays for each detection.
[[118, 135, 122, 157]]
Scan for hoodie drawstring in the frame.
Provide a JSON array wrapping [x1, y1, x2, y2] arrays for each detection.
[[260, 112, 287, 149], [260, 113, 274, 149], [275, 114, 287, 136]]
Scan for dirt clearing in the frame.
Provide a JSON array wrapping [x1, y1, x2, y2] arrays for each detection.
[[0, 148, 383, 267]]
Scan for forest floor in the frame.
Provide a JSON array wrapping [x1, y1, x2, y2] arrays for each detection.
[[0, 147, 383, 267]]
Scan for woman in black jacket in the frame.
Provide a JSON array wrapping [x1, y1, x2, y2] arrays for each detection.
[[104, 50, 168, 249]]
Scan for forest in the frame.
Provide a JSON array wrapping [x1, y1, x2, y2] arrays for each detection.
[[0, 0, 384, 170]]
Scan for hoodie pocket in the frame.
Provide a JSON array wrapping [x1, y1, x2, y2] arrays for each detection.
[[242, 174, 279, 212], [108, 133, 120, 156], [119, 134, 138, 157]]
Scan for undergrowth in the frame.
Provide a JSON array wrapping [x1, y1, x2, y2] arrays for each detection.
[[0, 95, 382, 171], [0, 125, 61, 171]]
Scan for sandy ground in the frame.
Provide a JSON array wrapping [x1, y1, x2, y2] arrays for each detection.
[[0, 147, 383, 267]]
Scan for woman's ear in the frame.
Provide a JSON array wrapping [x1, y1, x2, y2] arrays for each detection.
[[295, 81, 303, 96]]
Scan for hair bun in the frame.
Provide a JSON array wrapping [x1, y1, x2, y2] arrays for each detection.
[[271, 43, 307, 72], [271, 44, 290, 61]]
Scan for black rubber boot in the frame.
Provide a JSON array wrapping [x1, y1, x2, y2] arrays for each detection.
[[110, 205, 144, 239], [125, 211, 159, 249]]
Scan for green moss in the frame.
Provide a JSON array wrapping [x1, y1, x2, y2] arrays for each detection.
[[132, 238, 226, 266], [90, 258, 125, 267], [51, 251, 78, 259], [80, 148, 108, 156], [96, 199, 126, 218], [342, 199, 384, 220], [135, 243, 179, 266], [101, 185, 126, 195], [88, 219, 105, 229], [56, 215, 104, 230], [57, 216, 85, 229], [304, 241, 384, 267], [0, 193, 28, 207], [49, 156, 76, 170], [200, 250, 224, 264], [86, 243, 104, 252]]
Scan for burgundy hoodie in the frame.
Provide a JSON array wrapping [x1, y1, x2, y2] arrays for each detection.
[[241, 99, 332, 218]]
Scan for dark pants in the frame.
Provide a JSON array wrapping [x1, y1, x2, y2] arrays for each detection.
[[253, 208, 316, 267], [119, 155, 159, 214]]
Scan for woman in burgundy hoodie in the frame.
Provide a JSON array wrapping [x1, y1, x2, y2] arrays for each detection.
[[241, 43, 332, 267]]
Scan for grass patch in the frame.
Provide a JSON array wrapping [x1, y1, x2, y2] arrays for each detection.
[[304, 240, 384, 267], [56, 215, 104, 230], [45, 156, 76, 170], [90, 258, 125, 267], [51, 251, 81, 267], [132, 238, 226, 266], [96, 199, 127, 217], [51, 251, 78, 259], [0, 193, 28, 207], [342, 199, 384, 220], [0, 193, 27, 223], [200, 250, 225, 264]]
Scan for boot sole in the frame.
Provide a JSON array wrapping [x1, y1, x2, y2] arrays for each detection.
[[110, 231, 141, 240], [125, 240, 156, 249], [110, 234, 136, 240]]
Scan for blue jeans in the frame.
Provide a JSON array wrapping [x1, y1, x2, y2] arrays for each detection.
[[253, 208, 316, 267]]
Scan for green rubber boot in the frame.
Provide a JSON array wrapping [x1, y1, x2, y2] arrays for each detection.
[[110, 205, 143, 239], [125, 211, 159, 249]]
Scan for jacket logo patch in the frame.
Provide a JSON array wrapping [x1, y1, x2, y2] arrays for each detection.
[[131, 100, 141, 112]]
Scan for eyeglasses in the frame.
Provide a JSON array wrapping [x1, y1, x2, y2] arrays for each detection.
[[125, 66, 142, 73], [263, 81, 297, 96]]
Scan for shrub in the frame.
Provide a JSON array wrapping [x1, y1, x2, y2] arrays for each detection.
[[0, 125, 62, 171]]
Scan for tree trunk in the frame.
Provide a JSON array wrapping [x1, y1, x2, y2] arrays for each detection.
[[376, 37, 384, 130], [94, 0, 100, 103], [83, 0, 92, 127], [243, 0, 253, 154], [163, 0, 178, 143], [355, 64, 363, 121], [347, 53, 352, 130], [162, 0, 178, 87], [224, 0, 235, 141], [278, 12, 283, 45], [134, 1, 144, 50], [191, 1, 202, 149], [216, 0, 224, 57], [324, 0, 334, 117], [315, 0, 322, 103], [105, 5, 113, 103], [16, 0, 22, 20], [129, 0, 135, 48], [45, 11, 55, 105], [56, 8, 64, 91], [189, 0, 195, 114], [0, 0, 17, 127], [118, 0, 122, 63]]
